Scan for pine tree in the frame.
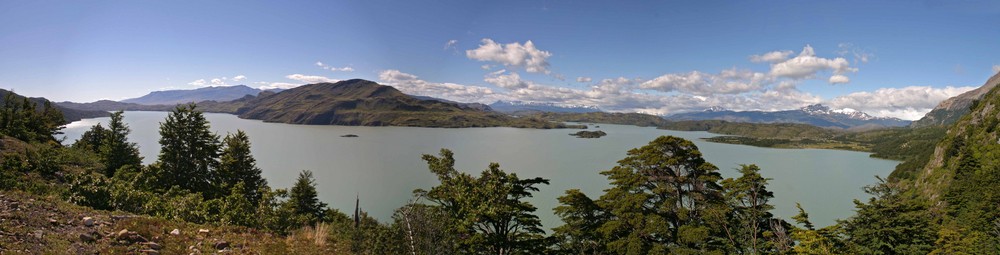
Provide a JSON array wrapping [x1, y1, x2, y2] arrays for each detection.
[[287, 170, 327, 224], [72, 123, 109, 153], [155, 104, 220, 193], [216, 130, 267, 204], [99, 111, 142, 177]]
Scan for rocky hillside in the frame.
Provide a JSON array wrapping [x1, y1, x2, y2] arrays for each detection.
[[236, 79, 577, 128], [910, 72, 1000, 127], [908, 74, 1000, 238]]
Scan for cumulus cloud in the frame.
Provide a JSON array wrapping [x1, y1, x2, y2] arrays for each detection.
[[750, 50, 794, 63], [466, 38, 552, 74], [828, 74, 850, 84], [994, 65, 1000, 73], [827, 86, 977, 120], [188, 75, 244, 87], [769, 45, 856, 80], [258, 82, 300, 90], [379, 69, 499, 103], [444, 40, 458, 50], [640, 69, 771, 95], [286, 74, 338, 84], [576, 77, 592, 83], [316, 61, 354, 72]]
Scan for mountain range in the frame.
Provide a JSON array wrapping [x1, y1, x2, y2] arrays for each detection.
[[120, 85, 268, 105], [488, 100, 601, 114], [666, 104, 911, 129]]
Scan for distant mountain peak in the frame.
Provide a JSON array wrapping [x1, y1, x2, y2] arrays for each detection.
[[489, 100, 601, 113], [705, 106, 729, 112], [122, 85, 263, 105], [668, 103, 908, 129]]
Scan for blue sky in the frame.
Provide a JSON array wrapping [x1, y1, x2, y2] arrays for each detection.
[[1, 1, 998, 119]]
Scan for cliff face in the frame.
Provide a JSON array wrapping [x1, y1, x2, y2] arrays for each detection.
[[910, 72, 1000, 127]]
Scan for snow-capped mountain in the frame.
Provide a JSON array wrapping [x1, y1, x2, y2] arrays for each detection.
[[666, 104, 910, 129], [489, 100, 602, 113]]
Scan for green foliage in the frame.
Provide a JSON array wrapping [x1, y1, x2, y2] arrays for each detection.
[[0, 92, 65, 143], [418, 148, 551, 254], [719, 164, 792, 254], [389, 203, 458, 255], [840, 177, 937, 254], [71, 123, 108, 153], [595, 136, 725, 254], [288, 170, 329, 225], [155, 104, 221, 194], [98, 111, 142, 177], [552, 189, 608, 255], [216, 130, 267, 205]]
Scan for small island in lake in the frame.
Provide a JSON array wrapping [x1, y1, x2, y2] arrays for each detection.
[[570, 130, 607, 138], [341, 134, 359, 137]]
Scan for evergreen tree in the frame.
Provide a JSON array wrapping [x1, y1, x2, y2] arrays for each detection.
[[719, 164, 790, 254], [216, 130, 267, 204], [418, 149, 550, 254], [98, 111, 142, 177], [0, 92, 64, 142], [288, 170, 328, 224], [595, 136, 725, 254], [155, 104, 220, 193], [553, 189, 608, 255], [841, 177, 937, 254], [72, 123, 109, 153]]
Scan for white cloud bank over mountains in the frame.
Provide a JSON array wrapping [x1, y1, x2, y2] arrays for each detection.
[[380, 40, 973, 120], [217, 39, 974, 121]]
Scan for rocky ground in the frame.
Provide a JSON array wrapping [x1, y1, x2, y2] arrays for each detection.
[[0, 190, 343, 254]]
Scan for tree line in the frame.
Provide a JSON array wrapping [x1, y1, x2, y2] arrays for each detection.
[[1, 100, 988, 254]]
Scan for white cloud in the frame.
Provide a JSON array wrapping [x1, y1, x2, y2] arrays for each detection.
[[286, 74, 338, 84], [211, 78, 226, 85], [379, 69, 499, 103], [828, 74, 850, 84], [481, 64, 493, 70], [444, 40, 458, 50], [232, 75, 247, 82], [827, 86, 977, 120], [750, 50, 794, 63], [188, 79, 207, 86], [316, 61, 354, 72], [484, 70, 530, 89], [640, 69, 771, 95], [466, 38, 552, 74], [576, 77, 592, 83], [769, 45, 856, 80], [258, 82, 300, 90], [994, 65, 1000, 73]]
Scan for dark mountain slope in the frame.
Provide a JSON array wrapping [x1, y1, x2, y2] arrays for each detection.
[[236, 79, 576, 128]]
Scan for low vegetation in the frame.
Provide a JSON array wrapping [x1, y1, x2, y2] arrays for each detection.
[[4, 86, 1000, 253]]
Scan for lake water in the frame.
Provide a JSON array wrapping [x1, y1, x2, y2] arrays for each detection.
[[61, 111, 897, 229]]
